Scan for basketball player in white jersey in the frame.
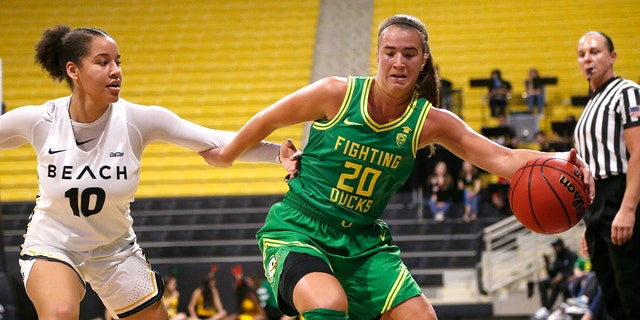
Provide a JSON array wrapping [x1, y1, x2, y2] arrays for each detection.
[[0, 25, 298, 320]]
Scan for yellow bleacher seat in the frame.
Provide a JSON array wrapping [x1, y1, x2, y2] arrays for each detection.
[[1, 0, 319, 201], [4, 0, 639, 201]]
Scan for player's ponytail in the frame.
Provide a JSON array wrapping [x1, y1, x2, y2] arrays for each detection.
[[35, 25, 110, 89], [35, 25, 71, 84], [417, 52, 439, 108]]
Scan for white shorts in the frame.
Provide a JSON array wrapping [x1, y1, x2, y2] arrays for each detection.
[[20, 230, 163, 318]]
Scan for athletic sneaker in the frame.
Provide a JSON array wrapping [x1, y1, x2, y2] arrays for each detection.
[[547, 309, 572, 320], [531, 306, 550, 320], [565, 305, 590, 316], [566, 295, 589, 307]]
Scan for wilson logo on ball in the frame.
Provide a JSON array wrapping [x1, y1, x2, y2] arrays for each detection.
[[558, 175, 586, 217]]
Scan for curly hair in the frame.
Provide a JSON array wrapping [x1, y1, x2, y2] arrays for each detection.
[[34, 25, 110, 88]]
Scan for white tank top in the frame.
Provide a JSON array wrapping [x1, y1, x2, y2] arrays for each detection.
[[30, 98, 140, 251]]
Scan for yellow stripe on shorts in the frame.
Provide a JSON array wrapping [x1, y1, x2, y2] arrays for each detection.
[[114, 271, 158, 314], [261, 238, 324, 256], [382, 265, 409, 313]]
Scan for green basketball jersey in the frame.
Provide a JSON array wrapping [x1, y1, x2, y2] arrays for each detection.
[[287, 76, 431, 225]]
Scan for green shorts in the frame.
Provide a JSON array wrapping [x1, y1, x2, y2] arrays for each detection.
[[257, 194, 423, 319]]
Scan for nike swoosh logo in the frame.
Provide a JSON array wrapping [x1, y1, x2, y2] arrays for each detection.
[[344, 117, 362, 126], [76, 138, 96, 146], [48, 148, 67, 154], [380, 229, 387, 241]]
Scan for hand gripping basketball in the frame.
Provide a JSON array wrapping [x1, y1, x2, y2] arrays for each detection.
[[509, 157, 589, 234]]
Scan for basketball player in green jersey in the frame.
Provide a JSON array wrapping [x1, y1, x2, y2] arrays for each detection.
[[200, 14, 595, 320]]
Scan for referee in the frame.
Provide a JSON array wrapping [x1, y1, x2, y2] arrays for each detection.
[[574, 31, 640, 319]]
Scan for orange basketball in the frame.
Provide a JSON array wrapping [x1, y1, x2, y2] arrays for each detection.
[[509, 157, 589, 234]]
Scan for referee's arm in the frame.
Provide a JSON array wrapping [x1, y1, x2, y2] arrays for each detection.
[[612, 125, 640, 245]]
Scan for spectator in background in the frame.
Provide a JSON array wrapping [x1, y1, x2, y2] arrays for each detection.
[[566, 234, 604, 320], [525, 68, 546, 116], [551, 115, 577, 152], [235, 277, 267, 320], [457, 161, 481, 222], [164, 274, 188, 320], [488, 69, 512, 118], [436, 65, 453, 110], [427, 161, 455, 222], [230, 265, 268, 320], [532, 238, 579, 320], [188, 267, 228, 320], [488, 176, 511, 218], [480, 114, 519, 153], [535, 131, 553, 152], [546, 234, 605, 320]]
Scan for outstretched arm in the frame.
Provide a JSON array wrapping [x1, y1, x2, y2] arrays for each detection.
[[199, 138, 302, 178], [210, 77, 347, 167], [130, 104, 284, 164], [421, 108, 595, 202]]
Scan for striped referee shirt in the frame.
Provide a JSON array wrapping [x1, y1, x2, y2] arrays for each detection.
[[574, 76, 640, 180]]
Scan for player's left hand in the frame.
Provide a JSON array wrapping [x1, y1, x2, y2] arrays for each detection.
[[279, 139, 301, 180], [564, 148, 595, 203]]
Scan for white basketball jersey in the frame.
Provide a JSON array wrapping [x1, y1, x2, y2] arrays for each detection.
[[27, 97, 141, 252]]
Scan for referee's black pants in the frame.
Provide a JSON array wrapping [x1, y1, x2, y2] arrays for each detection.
[[584, 175, 640, 320]]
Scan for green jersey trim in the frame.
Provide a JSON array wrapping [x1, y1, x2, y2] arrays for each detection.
[[412, 99, 431, 156], [312, 77, 357, 130]]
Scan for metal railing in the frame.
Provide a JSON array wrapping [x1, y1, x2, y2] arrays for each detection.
[[478, 215, 585, 294]]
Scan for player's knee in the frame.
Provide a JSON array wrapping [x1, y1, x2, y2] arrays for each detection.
[[280, 252, 343, 313], [48, 304, 79, 320], [294, 279, 348, 312], [301, 308, 348, 320]]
